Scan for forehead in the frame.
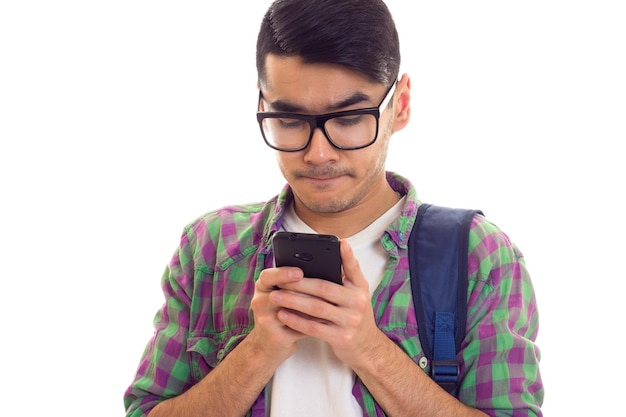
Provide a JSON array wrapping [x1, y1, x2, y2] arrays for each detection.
[[261, 54, 384, 109]]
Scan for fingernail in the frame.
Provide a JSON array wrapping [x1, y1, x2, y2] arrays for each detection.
[[288, 268, 302, 279]]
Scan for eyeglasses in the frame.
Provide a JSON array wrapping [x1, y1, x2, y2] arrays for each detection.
[[256, 82, 396, 152]]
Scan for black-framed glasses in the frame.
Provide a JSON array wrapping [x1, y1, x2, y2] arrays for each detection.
[[256, 82, 396, 152]]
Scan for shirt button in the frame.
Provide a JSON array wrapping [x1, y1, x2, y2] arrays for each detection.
[[217, 349, 226, 360], [419, 357, 428, 369]]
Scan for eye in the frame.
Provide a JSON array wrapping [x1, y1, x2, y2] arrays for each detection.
[[333, 114, 364, 127], [278, 118, 306, 129]]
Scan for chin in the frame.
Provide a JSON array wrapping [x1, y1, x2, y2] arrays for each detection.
[[300, 194, 360, 214]]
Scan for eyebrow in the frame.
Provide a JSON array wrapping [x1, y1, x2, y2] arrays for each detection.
[[266, 92, 372, 113]]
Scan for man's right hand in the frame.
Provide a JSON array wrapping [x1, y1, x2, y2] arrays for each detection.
[[247, 265, 308, 365]]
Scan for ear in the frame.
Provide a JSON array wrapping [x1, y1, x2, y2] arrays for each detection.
[[391, 73, 411, 133], [257, 86, 266, 112]]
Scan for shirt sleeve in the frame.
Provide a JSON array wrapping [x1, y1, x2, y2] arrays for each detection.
[[123, 227, 197, 417], [458, 215, 544, 416]]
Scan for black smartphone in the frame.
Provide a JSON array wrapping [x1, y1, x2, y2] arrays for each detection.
[[272, 232, 343, 285]]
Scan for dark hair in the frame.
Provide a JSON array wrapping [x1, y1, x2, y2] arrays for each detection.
[[256, 0, 400, 87]]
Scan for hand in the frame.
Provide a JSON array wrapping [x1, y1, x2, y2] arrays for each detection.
[[268, 239, 382, 367], [247, 263, 309, 366]]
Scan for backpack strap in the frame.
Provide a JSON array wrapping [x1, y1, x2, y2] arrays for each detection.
[[408, 203, 482, 395]]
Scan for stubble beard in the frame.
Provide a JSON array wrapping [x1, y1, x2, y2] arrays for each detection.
[[292, 146, 388, 214]]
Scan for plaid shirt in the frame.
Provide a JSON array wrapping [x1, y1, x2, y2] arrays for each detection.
[[124, 172, 543, 416]]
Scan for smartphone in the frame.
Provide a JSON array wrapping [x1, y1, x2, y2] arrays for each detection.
[[272, 232, 343, 285]]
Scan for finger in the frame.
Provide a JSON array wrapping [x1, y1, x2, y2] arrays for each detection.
[[271, 287, 339, 322], [339, 239, 368, 290], [256, 266, 304, 292], [277, 308, 335, 336]]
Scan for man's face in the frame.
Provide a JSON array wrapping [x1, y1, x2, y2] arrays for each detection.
[[259, 54, 396, 217]]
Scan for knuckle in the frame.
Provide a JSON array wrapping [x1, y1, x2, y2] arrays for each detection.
[[250, 295, 262, 310], [309, 300, 328, 318], [345, 312, 362, 328], [338, 331, 355, 347]]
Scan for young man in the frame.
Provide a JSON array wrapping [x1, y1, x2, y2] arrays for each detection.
[[124, 1, 543, 416]]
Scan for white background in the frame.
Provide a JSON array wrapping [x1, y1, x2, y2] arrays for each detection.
[[1, 1, 624, 415]]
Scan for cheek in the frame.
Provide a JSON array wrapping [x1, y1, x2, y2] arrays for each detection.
[[359, 142, 390, 179], [276, 153, 294, 180]]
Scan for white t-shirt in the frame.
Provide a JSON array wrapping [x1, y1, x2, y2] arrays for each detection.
[[268, 197, 405, 416]]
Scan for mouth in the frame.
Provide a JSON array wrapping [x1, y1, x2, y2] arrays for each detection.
[[299, 173, 347, 186], [293, 168, 353, 190], [302, 175, 341, 181], [295, 168, 351, 180], [301, 176, 340, 187]]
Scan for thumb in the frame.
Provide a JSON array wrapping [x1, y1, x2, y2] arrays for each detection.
[[340, 239, 368, 290]]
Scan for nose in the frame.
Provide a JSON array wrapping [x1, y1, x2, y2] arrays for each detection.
[[303, 127, 340, 163]]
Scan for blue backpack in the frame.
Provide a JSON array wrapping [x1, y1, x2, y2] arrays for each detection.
[[408, 204, 482, 395]]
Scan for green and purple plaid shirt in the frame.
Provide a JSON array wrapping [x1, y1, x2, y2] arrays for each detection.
[[124, 172, 543, 416]]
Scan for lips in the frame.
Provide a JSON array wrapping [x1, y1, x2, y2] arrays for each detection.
[[295, 168, 351, 180], [304, 175, 340, 181]]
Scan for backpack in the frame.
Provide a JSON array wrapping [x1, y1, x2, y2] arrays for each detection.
[[407, 203, 483, 395]]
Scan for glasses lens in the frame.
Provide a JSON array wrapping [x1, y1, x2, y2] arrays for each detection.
[[260, 113, 378, 151], [261, 116, 311, 151], [324, 113, 377, 149]]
